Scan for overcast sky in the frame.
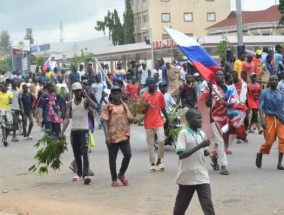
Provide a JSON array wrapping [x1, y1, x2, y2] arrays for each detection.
[[0, 0, 278, 44]]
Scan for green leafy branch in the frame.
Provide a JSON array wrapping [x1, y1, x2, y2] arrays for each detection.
[[29, 131, 68, 175]]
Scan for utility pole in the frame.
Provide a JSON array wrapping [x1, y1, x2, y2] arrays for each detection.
[[60, 22, 64, 43], [236, 0, 243, 58]]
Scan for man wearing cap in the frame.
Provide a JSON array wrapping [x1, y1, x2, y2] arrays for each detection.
[[253, 50, 263, 78], [142, 77, 170, 171], [60, 82, 97, 184], [193, 73, 207, 100], [138, 60, 151, 89], [37, 82, 61, 137], [256, 75, 284, 170], [101, 85, 134, 187]]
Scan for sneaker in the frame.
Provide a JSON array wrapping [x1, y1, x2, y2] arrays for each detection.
[[3, 141, 8, 147], [158, 164, 165, 171], [72, 175, 82, 182], [83, 176, 91, 185], [256, 153, 262, 168], [150, 165, 156, 172], [28, 136, 32, 140], [112, 181, 119, 187], [23, 136, 29, 140], [118, 175, 128, 186]]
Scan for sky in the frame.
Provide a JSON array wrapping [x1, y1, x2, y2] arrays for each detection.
[[0, 0, 278, 45]]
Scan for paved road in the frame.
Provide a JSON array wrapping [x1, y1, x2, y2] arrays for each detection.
[[0, 124, 284, 215]]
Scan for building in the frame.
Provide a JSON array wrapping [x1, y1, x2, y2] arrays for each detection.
[[206, 5, 284, 36], [132, 0, 231, 43]]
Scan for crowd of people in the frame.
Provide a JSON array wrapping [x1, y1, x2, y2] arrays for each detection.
[[0, 43, 283, 214]]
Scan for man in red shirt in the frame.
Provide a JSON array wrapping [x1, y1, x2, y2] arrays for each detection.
[[125, 76, 140, 100], [142, 77, 169, 171], [247, 72, 262, 134], [242, 53, 255, 79]]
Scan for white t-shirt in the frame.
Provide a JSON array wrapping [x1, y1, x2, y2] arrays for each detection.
[[92, 82, 105, 104], [176, 128, 210, 185], [151, 69, 162, 80], [163, 93, 176, 113], [78, 70, 85, 82], [140, 68, 149, 85], [56, 83, 69, 93]]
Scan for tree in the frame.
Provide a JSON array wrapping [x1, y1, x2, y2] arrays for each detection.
[[123, 0, 135, 44], [95, 0, 135, 46], [73, 50, 94, 66], [95, 10, 124, 46], [216, 36, 236, 67], [279, 0, 284, 24], [0, 30, 11, 55], [0, 56, 12, 71], [24, 28, 34, 45]]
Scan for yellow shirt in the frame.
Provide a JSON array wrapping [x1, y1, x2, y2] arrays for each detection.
[[0, 91, 13, 110], [234, 60, 243, 79], [46, 71, 52, 79]]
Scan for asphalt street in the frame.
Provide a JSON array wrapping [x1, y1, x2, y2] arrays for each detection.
[[0, 123, 284, 215]]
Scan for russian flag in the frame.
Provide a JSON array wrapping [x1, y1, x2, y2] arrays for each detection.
[[164, 27, 221, 83]]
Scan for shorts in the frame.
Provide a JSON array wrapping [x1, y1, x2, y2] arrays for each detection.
[[0, 115, 7, 128], [12, 110, 21, 124]]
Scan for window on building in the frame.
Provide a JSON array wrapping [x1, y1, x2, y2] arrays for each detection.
[[207, 12, 216, 22], [184, 13, 193, 22], [161, 13, 171, 22], [143, 14, 149, 23]]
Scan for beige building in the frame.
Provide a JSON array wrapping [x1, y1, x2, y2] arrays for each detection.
[[132, 0, 231, 43]]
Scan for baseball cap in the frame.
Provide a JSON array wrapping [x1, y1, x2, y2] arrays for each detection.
[[250, 72, 257, 77], [256, 50, 262, 55], [72, 82, 82, 90], [193, 73, 200, 77], [146, 77, 155, 84]]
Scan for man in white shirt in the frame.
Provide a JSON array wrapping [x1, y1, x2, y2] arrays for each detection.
[[138, 60, 151, 89], [78, 63, 86, 82], [91, 75, 106, 129]]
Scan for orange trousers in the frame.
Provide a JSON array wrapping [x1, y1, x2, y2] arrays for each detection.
[[260, 115, 284, 154]]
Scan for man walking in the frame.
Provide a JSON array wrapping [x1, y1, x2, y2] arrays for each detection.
[[256, 75, 284, 170], [37, 82, 61, 138], [101, 86, 134, 187], [60, 82, 97, 184], [142, 77, 169, 171], [20, 84, 34, 140]]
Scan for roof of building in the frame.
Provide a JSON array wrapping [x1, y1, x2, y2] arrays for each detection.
[[207, 5, 282, 30]]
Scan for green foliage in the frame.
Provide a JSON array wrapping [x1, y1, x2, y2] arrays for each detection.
[[31, 55, 44, 67], [0, 30, 11, 55], [73, 50, 94, 66], [123, 0, 135, 44], [279, 0, 284, 24], [167, 112, 182, 139], [95, 0, 135, 46], [216, 36, 235, 67], [24, 28, 34, 45], [29, 131, 68, 175], [0, 56, 12, 71]]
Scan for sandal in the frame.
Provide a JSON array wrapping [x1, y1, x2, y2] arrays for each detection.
[[83, 176, 91, 185], [72, 175, 82, 182], [118, 175, 128, 185]]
